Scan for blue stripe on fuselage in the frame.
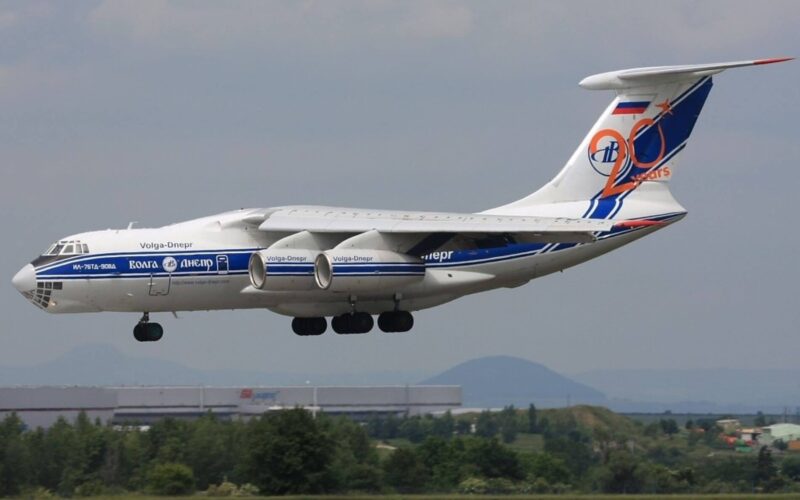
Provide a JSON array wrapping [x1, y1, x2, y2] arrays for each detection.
[[36, 250, 254, 278]]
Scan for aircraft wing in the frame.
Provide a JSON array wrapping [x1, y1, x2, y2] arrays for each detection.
[[253, 206, 614, 244]]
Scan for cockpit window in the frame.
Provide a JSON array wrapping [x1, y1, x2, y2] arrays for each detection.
[[47, 244, 65, 256], [42, 240, 90, 256]]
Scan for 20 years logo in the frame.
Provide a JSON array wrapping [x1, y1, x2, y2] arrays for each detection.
[[588, 102, 671, 198]]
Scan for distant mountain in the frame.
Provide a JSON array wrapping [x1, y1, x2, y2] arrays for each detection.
[[576, 368, 800, 411], [0, 343, 426, 387], [6, 346, 796, 414], [422, 355, 606, 408]]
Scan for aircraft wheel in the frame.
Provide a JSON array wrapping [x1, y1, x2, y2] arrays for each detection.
[[133, 323, 147, 341], [292, 317, 327, 336], [134, 322, 163, 342], [352, 312, 373, 333], [331, 314, 352, 334], [147, 323, 164, 341], [332, 313, 373, 334], [378, 311, 414, 332]]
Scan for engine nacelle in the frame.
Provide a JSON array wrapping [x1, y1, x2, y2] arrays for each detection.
[[248, 249, 319, 291], [314, 250, 425, 293]]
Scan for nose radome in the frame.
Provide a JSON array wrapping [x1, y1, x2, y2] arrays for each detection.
[[12, 264, 36, 293]]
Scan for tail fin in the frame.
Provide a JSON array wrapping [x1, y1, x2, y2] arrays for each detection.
[[495, 58, 792, 219]]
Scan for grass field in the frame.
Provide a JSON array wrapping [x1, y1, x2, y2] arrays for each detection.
[[86, 495, 800, 500]]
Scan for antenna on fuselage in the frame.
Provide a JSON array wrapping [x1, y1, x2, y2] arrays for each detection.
[[127, 221, 138, 229]]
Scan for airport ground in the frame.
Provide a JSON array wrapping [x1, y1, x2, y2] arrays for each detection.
[[43, 495, 800, 499]]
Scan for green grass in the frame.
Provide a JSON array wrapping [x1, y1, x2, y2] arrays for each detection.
[[84, 494, 800, 499]]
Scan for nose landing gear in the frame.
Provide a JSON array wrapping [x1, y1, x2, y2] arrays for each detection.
[[133, 312, 164, 342]]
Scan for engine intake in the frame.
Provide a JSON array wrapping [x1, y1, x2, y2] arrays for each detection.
[[314, 250, 425, 293], [248, 249, 319, 291]]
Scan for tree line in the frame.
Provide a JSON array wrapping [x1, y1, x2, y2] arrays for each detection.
[[1, 405, 800, 497]]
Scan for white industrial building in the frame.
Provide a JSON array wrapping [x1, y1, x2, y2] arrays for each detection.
[[0, 385, 461, 429]]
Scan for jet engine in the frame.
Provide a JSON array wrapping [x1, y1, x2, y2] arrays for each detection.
[[248, 249, 319, 291], [314, 250, 425, 293]]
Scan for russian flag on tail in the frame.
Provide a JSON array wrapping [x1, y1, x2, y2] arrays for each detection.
[[613, 100, 650, 115]]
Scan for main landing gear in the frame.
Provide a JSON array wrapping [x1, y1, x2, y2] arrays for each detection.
[[291, 311, 414, 336], [377, 311, 414, 332], [332, 312, 374, 334], [133, 312, 163, 342], [291, 317, 327, 336]]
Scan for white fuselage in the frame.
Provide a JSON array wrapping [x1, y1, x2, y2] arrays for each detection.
[[13, 208, 681, 319]]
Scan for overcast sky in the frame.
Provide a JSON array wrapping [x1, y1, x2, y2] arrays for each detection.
[[1, 1, 798, 379]]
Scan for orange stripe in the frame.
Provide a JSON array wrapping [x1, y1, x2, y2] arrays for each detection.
[[613, 220, 665, 228], [754, 57, 794, 65]]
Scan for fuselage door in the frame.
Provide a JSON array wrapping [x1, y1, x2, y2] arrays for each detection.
[[148, 273, 171, 296], [216, 255, 229, 275], [148, 256, 176, 296]]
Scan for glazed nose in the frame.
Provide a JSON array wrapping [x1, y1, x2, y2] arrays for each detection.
[[12, 264, 36, 293]]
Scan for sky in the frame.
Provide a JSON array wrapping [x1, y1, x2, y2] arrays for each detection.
[[1, 0, 798, 379]]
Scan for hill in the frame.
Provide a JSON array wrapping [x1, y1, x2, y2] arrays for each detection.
[[0, 343, 426, 386], [539, 405, 640, 436], [421, 355, 606, 408]]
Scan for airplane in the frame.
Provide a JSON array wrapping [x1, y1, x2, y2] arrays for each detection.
[[11, 58, 791, 341]]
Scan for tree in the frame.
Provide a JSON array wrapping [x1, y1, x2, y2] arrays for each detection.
[[596, 450, 644, 494], [243, 409, 335, 494], [754, 411, 767, 427], [432, 411, 455, 439], [463, 437, 524, 480], [455, 418, 471, 435], [416, 437, 463, 490], [324, 416, 381, 493], [527, 404, 538, 433], [544, 430, 595, 476], [526, 452, 571, 485], [399, 416, 426, 443], [474, 411, 498, 438], [184, 414, 236, 489], [781, 455, 800, 481], [755, 446, 778, 485], [147, 462, 195, 495], [383, 447, 428, 493], [0, 413, 29, 497], [498, 406, 518, 444], [659, 418, 679, 438]]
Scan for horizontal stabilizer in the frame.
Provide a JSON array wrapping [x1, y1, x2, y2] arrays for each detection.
[[580, 57, 792, 90]]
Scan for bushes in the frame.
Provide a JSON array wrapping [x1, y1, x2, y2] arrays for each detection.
[[147, 462, 195, 495], [203, 480, 258, 497]]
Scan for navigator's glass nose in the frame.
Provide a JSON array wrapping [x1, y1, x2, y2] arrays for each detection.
[[12, 264, 36, 293]]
